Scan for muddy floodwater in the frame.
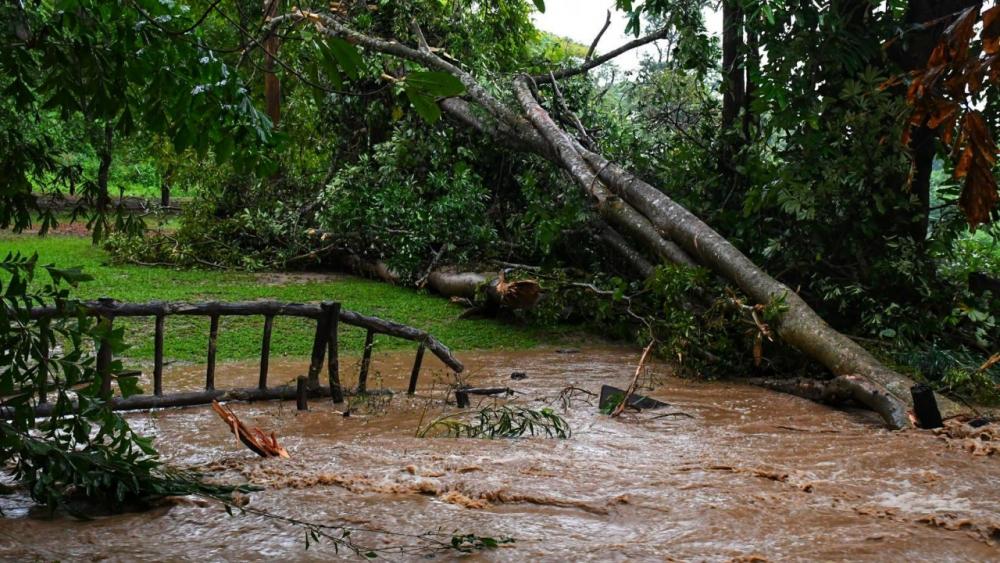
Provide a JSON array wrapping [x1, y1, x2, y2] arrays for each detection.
[[2, 347, 999, 561]]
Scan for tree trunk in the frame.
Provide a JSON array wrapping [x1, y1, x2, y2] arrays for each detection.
[[263, 0, 282, 126], [888, 0, 984, 243], [511, 77, 957, 428], [95, 122, 113, 212], [160, 164, 173, 208], [721, 0, 745, 131], [720, 0, 747, 195]]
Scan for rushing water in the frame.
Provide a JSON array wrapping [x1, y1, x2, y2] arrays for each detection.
[[1, 347, 999, 561]]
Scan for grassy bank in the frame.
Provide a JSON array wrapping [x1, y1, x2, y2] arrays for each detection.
[[0, 233, 576, 365]]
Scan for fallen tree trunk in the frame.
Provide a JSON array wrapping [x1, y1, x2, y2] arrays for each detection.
[[427, 268, 542, 312], [509, 77, 955, 428], [272, 9, 966, 428]]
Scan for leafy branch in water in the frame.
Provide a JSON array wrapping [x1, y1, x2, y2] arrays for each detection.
[[217, 497, 513, 558], [417, 405, 570, 439]]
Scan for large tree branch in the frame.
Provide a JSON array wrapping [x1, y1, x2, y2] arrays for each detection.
[[585, 10, 613, 62], [270, 9, 521, 130], [512, 76, 697, 267], [533, 25, 671, 83]]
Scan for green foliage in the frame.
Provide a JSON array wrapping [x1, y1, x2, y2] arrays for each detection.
[[403, 71, 466, 123], [317, 127, 496, 280], [418, 405, 570, 439], [450, 533, 515, 553]]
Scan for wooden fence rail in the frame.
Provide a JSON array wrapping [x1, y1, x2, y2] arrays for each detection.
[[19, 298, 463, 415]]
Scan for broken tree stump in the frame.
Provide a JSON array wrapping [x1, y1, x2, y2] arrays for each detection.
[[911, 384, 943, 429]]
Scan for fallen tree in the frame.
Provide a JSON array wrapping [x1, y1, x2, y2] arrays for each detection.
[[268, 9, 963, 428], [427, 268, 542, 314]]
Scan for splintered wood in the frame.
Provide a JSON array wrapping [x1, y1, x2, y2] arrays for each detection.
[[211, 400, 290, 458], [496, 270, 541, 310]]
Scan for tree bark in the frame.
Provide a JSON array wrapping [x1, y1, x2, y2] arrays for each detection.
[[160, 164, 173, 208], [263, 0, 283, 126]]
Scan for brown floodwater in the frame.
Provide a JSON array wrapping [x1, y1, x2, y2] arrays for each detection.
[[2, 346, 999, 561]]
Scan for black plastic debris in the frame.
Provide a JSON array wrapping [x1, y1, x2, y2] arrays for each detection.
[[598, 384, 668, 412]]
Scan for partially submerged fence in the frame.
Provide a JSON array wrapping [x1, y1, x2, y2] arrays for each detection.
[[26, 298, 463, 414]]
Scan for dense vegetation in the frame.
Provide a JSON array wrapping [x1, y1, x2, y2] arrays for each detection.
[[1, 0, 998, 513]]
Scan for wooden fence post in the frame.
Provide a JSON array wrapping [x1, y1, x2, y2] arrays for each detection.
[[306, 314, 328, 389], [153, 314, 164, 396], [358, 328, 374, 394], [206, 314, 219, 391], [96, 297, 115, 400], [259, 314, 274, 390], [38, 318, 50, 403], [407, 343, 425, 396], [322, 302, 343, 403], [296, 376, 308, 411]]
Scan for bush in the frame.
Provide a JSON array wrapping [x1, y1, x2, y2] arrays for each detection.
[[316, 127, 495, 280]]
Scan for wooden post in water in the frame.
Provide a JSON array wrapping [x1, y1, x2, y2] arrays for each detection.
[[153, 314, 164, 396], [296, 376, 308, 411], [206, 314, 220, 391], [259, 314, 274, 390], [306, 314, 328, 389], [322, 302, 343, 403], [911, 384, 943, 429], [407, 343, 425, 395], [38, 318, 50, 403], [96, 298, 115, 400], [358, 329, 374, 394]]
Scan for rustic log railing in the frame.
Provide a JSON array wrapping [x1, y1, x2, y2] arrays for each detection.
[[23, 298, 463, 414]]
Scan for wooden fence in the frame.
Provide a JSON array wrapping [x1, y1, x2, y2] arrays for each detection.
[[25, 298, 463, 414]]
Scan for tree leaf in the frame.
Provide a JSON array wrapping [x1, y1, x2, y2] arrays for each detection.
[[326, 38, 363, 80], [404, 71, 465, 98], [404, 87, 441, 123], [532, 0, 545, 13]]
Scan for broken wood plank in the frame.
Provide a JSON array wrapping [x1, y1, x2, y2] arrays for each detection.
[[211, 400, 289, 458]]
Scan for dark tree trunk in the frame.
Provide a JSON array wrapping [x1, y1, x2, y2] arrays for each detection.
[[95, 122, 113, 212], [160, 164, 173, 208], [721, 0, 747, 194], [889, 0, 984, 243], [742, 28, 759, 139], [721, 0, 745, 131]]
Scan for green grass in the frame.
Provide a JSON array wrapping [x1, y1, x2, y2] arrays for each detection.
[[1, 233, 577, 364]]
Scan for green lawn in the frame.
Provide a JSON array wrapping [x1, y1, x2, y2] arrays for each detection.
[[1, 233, 577, 365]]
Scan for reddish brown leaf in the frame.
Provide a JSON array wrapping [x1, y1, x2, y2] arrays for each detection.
[[983, 6, 1000, 54], [927, 102, 958, 129], [945, 6, 981, 62], [956, 112, 1000, 228]]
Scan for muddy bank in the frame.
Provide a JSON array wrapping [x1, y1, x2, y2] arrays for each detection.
[[1, 347, 998, 561]]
